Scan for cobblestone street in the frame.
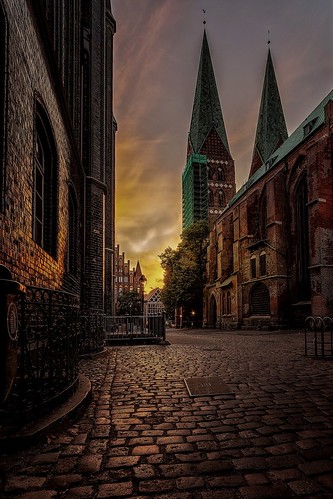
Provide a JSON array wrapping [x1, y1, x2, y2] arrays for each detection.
[[1, 329, 333, 498]]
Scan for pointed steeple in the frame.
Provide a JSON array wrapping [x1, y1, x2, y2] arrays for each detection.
[[249, 49, 288, 177], [189, 30, 230, 155]]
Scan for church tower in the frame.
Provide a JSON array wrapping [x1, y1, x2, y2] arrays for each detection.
[[182, 30, 235, 229], [249, 48, 288, 177]]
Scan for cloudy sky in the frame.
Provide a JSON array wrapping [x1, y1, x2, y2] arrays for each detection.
[[112, 0, 333, 289]]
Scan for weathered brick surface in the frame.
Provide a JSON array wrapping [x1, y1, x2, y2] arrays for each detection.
[[205, 99, 333, 327]]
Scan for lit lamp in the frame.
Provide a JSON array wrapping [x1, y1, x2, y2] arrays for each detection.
[[191, 310, 196, 328], [139, 274, 147, 315]]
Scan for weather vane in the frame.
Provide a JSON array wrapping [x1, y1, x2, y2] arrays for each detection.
[[268, 29, 271, 45], [202, 9, 206, 25]]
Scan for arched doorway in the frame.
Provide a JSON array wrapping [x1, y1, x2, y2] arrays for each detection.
[[209, 294, 217, 327], [250, 282, 270, 316]]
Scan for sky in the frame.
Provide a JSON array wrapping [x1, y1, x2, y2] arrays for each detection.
[[112, 0, 333, 290]]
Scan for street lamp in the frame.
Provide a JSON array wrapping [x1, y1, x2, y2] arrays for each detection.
[[139, 274, 147, 315], [191, 310, 196, 328]]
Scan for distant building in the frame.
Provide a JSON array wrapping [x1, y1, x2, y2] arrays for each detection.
[[145, 288, 165, 316], [114, 245, 145, 313]]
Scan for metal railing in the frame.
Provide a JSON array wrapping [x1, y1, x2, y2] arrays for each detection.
[[105, 313, 166, 343], [79, 311, 106, 354], [304, 316, 333, 358], [1, 286, 81, 424]]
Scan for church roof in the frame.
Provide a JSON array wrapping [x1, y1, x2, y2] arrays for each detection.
[[249, 49, 288, 177], [189, 30, 230, 154], [228, 90, 333, 209]]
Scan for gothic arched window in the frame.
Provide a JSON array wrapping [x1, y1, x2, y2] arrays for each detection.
[[259, 251, 267, 276], [259, 188, 267, 240], [0, 1, 8, 210], [33, 100, 58, 258], [209, 189, 214, 207], [218, 190, 225, 207], [295, 174, 310, 299], [217, 167, 225, 181]]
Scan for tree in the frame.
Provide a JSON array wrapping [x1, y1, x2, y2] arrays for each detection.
[[117, 290, 141, 315], [159, 220, 209, 324]]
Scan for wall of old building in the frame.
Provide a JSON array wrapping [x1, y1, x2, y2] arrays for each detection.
[[0, 0, 116, 319], [204, 96, 333, 329], [0, 0, 82, 293]]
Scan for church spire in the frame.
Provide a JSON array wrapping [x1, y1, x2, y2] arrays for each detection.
[[249, 48, 288, 177], [189, 30, 230, 155]]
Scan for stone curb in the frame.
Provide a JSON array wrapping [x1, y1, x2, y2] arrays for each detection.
[[0, 374, 92, 451]]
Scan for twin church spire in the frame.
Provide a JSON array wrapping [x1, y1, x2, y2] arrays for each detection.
[[188, 30, 287, 179]]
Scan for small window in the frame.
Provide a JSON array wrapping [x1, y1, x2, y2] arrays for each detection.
[[217, 167, 225, 181], [250, 256, 256, 279], [207, 165, 212, 179], [226, 291, 231, 315], [222, 292, 226, 315], [218, 190, 225, 207], [259, 252, 267, 276], [209, 189, 214, 207], [303, 118, 318, 138]]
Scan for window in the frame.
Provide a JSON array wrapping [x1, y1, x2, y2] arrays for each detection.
[[259, 252, 267, 276], [222, 291, 231, 315], [296, 174, 310, 299], [226, 291, 231, 315], [209, 189, 214, 207], [0, 2, 8, 210], [67, 185, 78, 274], [217, 167, 225, 181], [33, 101, 58, 258], [250, 256, 256, 279], [218, 190, 225, 207], [259, 189, 267, 240], [207, 165, 212, 179]]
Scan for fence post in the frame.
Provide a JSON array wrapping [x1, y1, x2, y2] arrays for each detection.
[[0, 265, 26, 405]]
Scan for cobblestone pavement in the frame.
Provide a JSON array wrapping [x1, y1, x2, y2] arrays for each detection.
[[1, 329, 333, 498]]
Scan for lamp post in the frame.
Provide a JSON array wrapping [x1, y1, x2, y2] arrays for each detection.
[[139, 274, 147, 315]]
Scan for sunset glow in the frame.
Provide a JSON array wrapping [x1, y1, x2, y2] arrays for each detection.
[[113, 0, 333, 289]]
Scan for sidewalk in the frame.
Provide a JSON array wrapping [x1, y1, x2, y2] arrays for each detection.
[[1, 329, 333, 497]]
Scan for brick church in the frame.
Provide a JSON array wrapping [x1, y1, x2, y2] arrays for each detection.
[[0, 1, 116, 331], [183, 30, 333, 329]]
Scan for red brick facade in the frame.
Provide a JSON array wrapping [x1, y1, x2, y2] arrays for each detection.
[[204, 94, 333, 329]]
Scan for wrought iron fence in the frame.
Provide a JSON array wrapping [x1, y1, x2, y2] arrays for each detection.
[[105, 314, 166, 343], [1, 286, 81, 424], [304, 316, 333, 358], [79, 311, 106, 354]]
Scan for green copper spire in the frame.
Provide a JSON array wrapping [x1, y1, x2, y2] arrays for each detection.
[[189, 30, 230, 154], [249, 49, 288, 177]]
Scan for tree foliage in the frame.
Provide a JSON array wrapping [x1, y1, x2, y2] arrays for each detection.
[[159, 220, 209, 321], [117, 290, 142, 315]]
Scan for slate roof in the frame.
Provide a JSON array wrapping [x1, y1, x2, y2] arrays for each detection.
[[189, 30, 230, 154], [249, 49, 288, 177], [227, 89, 333, 209]]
